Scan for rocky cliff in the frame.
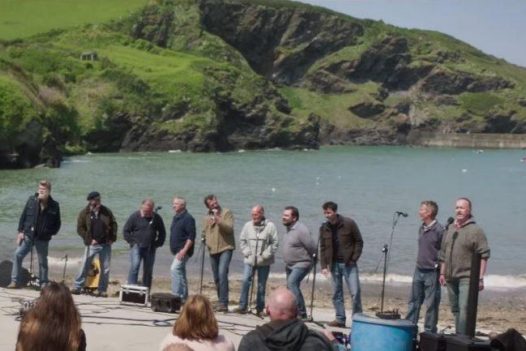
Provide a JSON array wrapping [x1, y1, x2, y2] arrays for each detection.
[[1, 0, 525, 168]]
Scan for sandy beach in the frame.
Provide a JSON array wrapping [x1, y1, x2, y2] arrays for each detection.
[[1, 270, 525, 350]]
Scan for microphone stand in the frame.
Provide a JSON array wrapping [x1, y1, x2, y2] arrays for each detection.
[[199, 237, 206, 295], [62, 254, 68, 282], [247, 228, 263, 318], [28, 245, 39, 288], [248, 230, 260, 312], [377, 212, 404, 318], [307, 233, 324, 327]]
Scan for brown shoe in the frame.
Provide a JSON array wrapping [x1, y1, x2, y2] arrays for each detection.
[[214, 304, 228, 313], [6, 282, 20, 289], [232, 307, 247, 314], [256, 310, 266, 318], [327, 320, 345, 328]]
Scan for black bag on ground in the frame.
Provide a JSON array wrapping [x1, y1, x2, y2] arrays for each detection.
[[150, 293, 181, 313]]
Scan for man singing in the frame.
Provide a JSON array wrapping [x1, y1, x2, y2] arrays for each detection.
[[281, 206, 316, 319], [123, 198, 166, 289], [406, 200, 444, 333], [72, 191, 117, 297], [9, 180, 61, 289], [319, 201, 363, 327], [234, 205, 279, 316], [169, 196, 196, 302], [438, 197, 490, 334], [202, 194, 234, 312]]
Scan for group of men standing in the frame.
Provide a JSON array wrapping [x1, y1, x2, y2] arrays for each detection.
[[8, 180, 490, 335], [406, 198, 490, 335]]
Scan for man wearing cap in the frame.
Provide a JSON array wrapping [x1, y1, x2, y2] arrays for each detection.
[[8, 180, 61, 289], [72, 191, 118, 297]]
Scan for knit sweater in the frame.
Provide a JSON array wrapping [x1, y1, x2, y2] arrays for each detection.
[[438, 217, 490, 280]]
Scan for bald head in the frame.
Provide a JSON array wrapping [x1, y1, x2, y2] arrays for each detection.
[[266, 287, 298, 321], [251, 204, 265, 225]]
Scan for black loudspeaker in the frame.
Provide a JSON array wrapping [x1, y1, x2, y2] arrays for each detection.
[[151, 293, 182, 313], [0, 260, 30, 287], [420, 332, 447, 351], [444, 335, 491, 351]]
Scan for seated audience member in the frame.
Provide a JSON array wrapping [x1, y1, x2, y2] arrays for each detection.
[[238, 286, 342, 351], [159, 295, 235, 351], [16, 281, 86, 351]]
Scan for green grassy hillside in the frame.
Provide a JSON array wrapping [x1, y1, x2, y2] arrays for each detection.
[[1, 0, 525, 168], [0, 0, 148, 40]]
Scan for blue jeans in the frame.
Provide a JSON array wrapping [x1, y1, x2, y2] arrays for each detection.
[[170, 255, 189, 300], [446, 278, 470, 334], [239, 264, 270, 312], [210, 250, 233, 306], [406, 268, 441, 332], [12, 238, 49, 286], [286, 266, 311, 318], [331, 262, 363, 323], [74, 243, 112, 292], [127, 244, 156, 289]]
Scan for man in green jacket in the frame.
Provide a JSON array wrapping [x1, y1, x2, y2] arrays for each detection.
[[438, 197, 490, 335]]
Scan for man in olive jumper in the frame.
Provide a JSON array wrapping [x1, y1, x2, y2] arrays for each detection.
[[438, 197, 490, 335], [202, 194, 234, 312]]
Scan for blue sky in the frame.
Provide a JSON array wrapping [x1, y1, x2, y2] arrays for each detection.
[[299, 0, 526, 68]]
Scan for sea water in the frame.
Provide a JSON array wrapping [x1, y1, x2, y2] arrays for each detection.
[[0, 146, 525, 289]]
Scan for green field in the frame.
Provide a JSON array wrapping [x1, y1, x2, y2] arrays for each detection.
[[0, 0, 148, 40]]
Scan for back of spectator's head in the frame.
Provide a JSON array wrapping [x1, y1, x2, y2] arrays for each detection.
[[16, 281, 82, 351], [173, 295, 218, 341], [266, 286, 298, 321], [163, 343, 194, 351]]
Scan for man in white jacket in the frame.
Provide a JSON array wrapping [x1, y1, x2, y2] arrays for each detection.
[[234, 205, 279, 316]]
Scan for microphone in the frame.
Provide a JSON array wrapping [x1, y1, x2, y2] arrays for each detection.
[[445, 216, 454, 229], [395, 211, 408, 217]]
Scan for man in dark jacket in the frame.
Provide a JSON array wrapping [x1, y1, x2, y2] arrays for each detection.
[[9, 180, 61, 288], [123, 198, 165, 289], [170, 196, 196, 301], [319, 201, 364, 327], [72, 191, 117, 297], [238, 286, 337, 351]]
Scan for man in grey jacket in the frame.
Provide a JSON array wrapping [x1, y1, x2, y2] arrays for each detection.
[[234, 205, 279, 316], [281, 206, 317, 319]]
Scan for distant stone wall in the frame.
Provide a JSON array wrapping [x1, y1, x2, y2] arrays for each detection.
[[407, 131, 526, 149]]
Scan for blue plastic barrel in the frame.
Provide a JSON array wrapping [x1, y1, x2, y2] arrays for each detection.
[[351, 313, 417, 351]]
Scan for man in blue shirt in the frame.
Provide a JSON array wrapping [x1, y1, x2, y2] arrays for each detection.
[[169, 196, 196, 301]]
